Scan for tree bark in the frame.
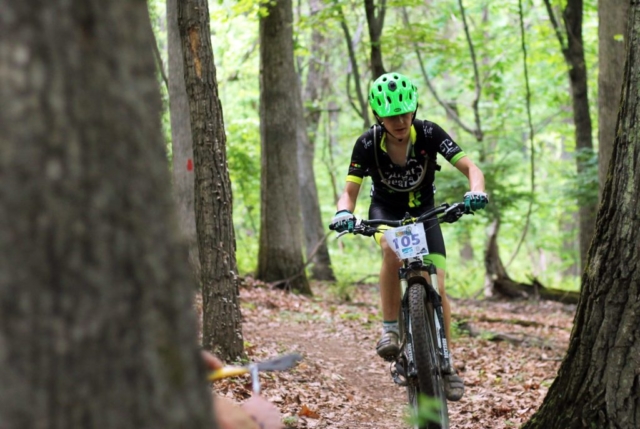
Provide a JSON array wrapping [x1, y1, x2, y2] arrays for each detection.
[[564, 0, 597, 273], [0, 1, 214, 427], [258, 0, 312, 295], [168, 0, 200, 281], [523, 6, 640, 427], [297, 0, 335, 281], [364, 0, 386, 79], [597, 0, 629, 201], [337, 7, 371, 129], [177, 0, 244, 359]]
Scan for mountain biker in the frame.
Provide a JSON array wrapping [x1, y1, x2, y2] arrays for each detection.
[[329, 72, 488, 402]]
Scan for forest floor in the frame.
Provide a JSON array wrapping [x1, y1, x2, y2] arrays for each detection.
[[212, 279, 576, 429]]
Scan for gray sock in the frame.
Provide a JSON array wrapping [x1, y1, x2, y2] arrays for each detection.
[[382, 321, 399, 335]]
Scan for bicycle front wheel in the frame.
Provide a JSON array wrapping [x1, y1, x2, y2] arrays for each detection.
[[406, 279, 449, 429]]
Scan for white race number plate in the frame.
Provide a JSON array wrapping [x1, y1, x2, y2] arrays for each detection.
[[383, 223, 429, 260]]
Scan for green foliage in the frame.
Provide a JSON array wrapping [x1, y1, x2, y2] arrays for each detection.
[[405, 394, 445, 426], [151, 0, 599, 291], [147, 0, 172, 159], [283, 415, 298, 427], [327, 279, 357, 302]]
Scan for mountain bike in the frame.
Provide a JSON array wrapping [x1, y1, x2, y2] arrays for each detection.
[[334, 201, 469, 429]]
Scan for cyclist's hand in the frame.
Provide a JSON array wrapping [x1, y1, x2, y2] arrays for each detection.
[[464, 191, 489, 213], [329, 210, 356, 233]]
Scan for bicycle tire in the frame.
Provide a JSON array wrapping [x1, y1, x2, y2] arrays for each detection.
[[405, 278, 449, 429]]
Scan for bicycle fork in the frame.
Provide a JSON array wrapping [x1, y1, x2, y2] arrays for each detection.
[[424, 265, 453, 375], [391, 265, 452, 387]]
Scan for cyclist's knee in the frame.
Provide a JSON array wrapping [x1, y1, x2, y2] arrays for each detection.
[[380, 238, 402, 267]]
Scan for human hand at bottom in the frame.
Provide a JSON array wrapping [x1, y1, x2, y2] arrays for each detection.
[[242, 395, 284, 429], [214, 396, 261, 429], [202, 350, 283, 429]]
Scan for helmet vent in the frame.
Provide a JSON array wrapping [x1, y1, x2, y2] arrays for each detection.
[[399, 94, 403, 102]]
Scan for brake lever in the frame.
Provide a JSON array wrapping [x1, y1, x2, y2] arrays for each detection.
[[441, 204, 466, 223], [335, 219, 365, 238]]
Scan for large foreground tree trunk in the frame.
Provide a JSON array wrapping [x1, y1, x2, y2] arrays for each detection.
[[0, 1, 214, 427], [523, 7, 640, 428], [258, 0, 311, 294], [178, 0, 244, 360]]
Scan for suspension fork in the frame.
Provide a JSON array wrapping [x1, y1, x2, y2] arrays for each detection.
[[401, 263, 453, 374], [427, 265, 453, 374]]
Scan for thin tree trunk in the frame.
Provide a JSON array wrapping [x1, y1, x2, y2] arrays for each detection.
[[544, 0, 597, 273], [0, 1, 214, 427], [168, 0, 201, 282], [364, 0, 386, 79], [177, 0, 244, 360], [337, 7, 371, 129], [597, 0, 629, 200], [298, 0, 335, 281], [258, 0, 312, 295]]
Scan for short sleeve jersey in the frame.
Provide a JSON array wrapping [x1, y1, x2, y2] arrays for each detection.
[[346, 119, 466, 208]]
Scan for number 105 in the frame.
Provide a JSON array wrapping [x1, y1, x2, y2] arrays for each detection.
[[392, 234, 420, 249]]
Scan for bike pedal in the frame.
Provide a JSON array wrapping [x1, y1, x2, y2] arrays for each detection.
[[390, 360, 408, 386]]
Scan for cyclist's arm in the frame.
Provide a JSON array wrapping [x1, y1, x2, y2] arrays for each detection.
[[454, 156, 485, 192], [336, 181, 361, 213]]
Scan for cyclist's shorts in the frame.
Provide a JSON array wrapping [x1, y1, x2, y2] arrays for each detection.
[[368, 200, 446, 271]]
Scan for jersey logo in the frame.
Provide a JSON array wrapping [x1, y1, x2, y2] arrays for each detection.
[[439, 139, 458, 156], [382, 159, 425, 188]]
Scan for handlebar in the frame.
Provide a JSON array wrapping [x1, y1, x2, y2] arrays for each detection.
[[336, 202, 468, 238]]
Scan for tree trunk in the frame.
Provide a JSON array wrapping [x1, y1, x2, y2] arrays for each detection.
[[298, 0, 335, 281], [168, 0, 201, 282], [485, 220, 578, 304], [523, 7, 640, 427], [258, 0, 312, 295], [564, 0, 598, 273], [597, 0, 629, 200], [337, 7, 371, 129], [177, 0, 244, 360], [364, 0, 386, 79], [0, 1, 214, 427]]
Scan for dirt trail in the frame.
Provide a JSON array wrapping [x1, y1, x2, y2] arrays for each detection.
[[216, 282, 574, 429]]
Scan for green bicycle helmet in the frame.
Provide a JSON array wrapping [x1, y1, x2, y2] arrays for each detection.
[[369, 73, 418, 118]]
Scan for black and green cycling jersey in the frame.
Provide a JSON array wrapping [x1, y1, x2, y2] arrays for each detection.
[[346, 119, 466, 208]]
